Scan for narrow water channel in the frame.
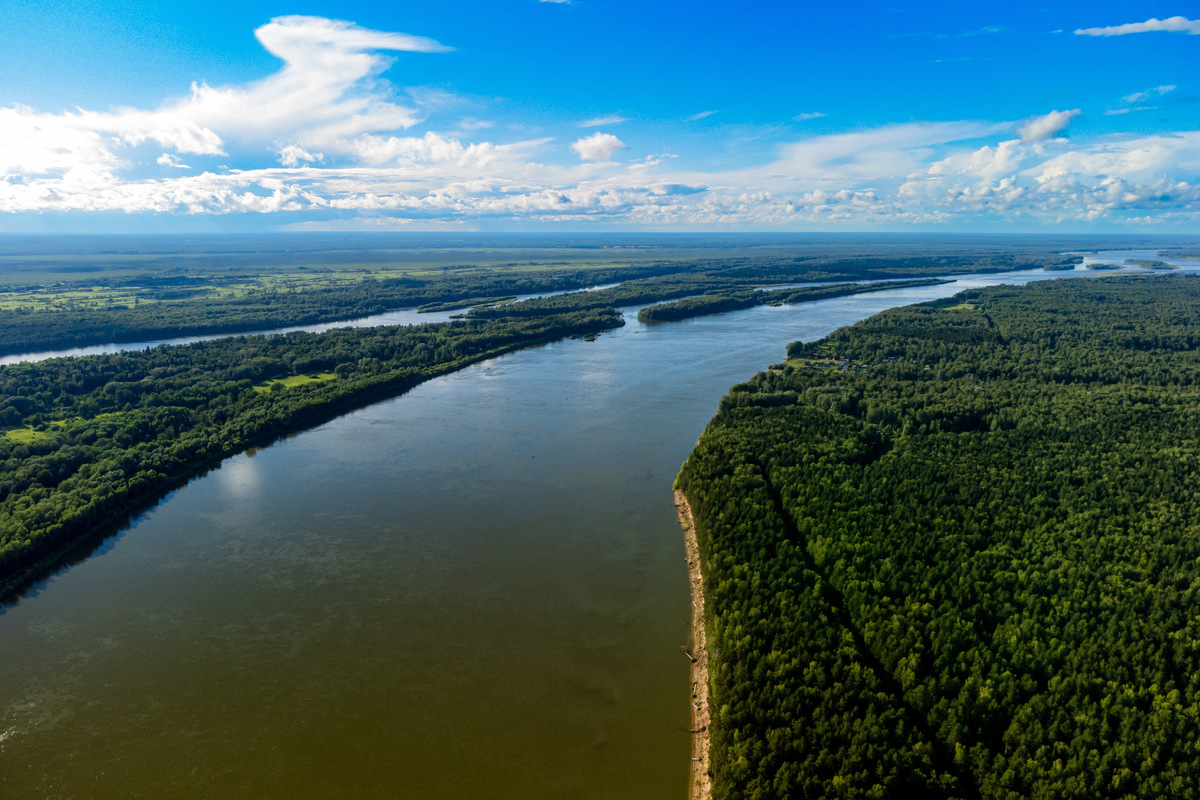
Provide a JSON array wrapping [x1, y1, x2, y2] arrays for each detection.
[[0, 258, 1195, 798]]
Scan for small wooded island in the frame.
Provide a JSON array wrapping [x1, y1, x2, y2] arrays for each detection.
[[677, 274, 1200, 798]]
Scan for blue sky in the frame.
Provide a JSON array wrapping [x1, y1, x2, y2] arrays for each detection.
[[0, 1, 1196, 232]]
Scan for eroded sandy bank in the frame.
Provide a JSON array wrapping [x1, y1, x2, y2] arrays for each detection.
[[675, 489, 711, 800]]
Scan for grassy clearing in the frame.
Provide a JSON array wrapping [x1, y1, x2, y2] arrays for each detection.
[[252, 373, 337, 394], [3, 420, 68, 443], [1, 411, 130, 442], [784, 357, 841, 369], [944, 302, 978, 310], [4, 426, 52, 444], [0, 288, 154, 311]]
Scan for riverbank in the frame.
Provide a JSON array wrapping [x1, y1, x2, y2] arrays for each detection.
[[675, 489, 711, 800]]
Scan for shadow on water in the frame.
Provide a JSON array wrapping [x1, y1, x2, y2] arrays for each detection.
[[0, 433, 302, 610]]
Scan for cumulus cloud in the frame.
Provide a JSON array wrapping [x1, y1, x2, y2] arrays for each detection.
[[278, 145, 322, 167], [1076, 16, 1200, 36], [571, 133, 625, 161], [348, 131, 555, 172], [896, 132, 1200, 223], [0, 104, 225, 184], [157, 153, 190, 168], [4, 128, 1198, 228], [1017, 109, 1079, 142], [0, 106, 127, 179]]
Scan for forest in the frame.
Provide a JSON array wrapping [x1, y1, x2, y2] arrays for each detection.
[[677, 274, 1200, 799], [0, 308, 621, 593], [0, 240, 1080, 355]]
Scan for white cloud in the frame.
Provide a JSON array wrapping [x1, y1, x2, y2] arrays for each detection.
[[0, 106, 127, 179], [1122, 85, 1175, 105], [756, 121, 1004, 187], [895, 132, 1200, 223], [793, 112, 826, 121], [686, 111, 718, 121], [578, 115, 627, 128], [349, 131, 554, 171], [157, 153, 190, 168], [1107, 85, 1177, 116], [1017, 109, 1079, 142], [169, 16, 449, 148], [0, 15, 453, 185], [3, 129, 1198, 228], [571, 133, 625, 161], [0, 104, 225, 182], [1076, 16, 1200, 36], [278, 145, 322, 167]]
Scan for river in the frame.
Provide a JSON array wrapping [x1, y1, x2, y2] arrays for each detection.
[[1, 254, 1198, 798]]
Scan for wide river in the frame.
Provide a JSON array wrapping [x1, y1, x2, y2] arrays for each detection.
[[1, 254, 1197, 798]]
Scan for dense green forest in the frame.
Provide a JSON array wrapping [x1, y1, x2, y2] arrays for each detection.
[[678, 274, 1200, 798], [0, 245, 1079, 355], [0, 308, 621, 594]]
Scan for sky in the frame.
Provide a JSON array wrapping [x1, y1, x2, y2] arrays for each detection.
[[0, 0, 1196, 233]]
